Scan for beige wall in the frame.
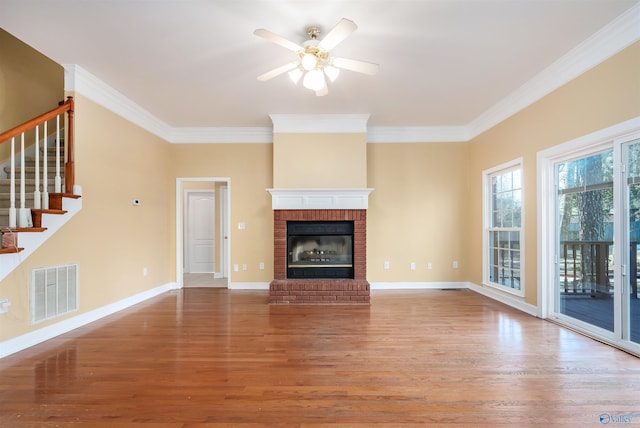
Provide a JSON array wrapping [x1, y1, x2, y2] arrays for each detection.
[[467, 41, 640, 306], [367, 142, 470, 283], [0, 29, 63, 160], [169, 144, 274, 282], [170, 139, 472, 286], [0, 94, 172, 341], [273, 133, 367, 188]]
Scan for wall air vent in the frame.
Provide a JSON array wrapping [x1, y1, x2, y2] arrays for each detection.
[[31, 264, 79, 324]]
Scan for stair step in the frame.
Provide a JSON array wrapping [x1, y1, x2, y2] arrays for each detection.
[[0, 185, 59, 192], [0, 247, 24, 254], [0, 179, 62, 191], [19, 161, 61, 169], [0, 194, 38, 203], [3, 166, 62, 175], [1, 227, 47, 233], [0, 208, 67, 228]]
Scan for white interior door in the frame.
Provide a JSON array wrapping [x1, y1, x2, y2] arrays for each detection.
[[186, 191, 215, 273]]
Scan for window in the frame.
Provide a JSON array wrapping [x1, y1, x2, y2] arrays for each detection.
[[483, 159, 523, 295]]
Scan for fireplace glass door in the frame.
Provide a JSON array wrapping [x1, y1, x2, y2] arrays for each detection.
[[287, 221, 354, 278]]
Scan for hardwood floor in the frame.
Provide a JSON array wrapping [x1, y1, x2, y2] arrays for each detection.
[[1, 288, 639, 427]]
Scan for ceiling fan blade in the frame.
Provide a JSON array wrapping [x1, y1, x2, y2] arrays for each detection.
[[257, 62, 299, 81], [332, 57, 379, 75], [254, 29, 303, 52], [318, 18, 357, 51]]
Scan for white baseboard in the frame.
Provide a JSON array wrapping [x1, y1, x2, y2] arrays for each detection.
[[369, 281, 539, 318], [0, 282, 178, 359], [228, 282, 270, 290], [467, 282, 538, 317], [370, 281, 468, 290]]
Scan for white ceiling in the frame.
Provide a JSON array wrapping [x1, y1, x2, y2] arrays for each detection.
[[1, 0, 639, 137]]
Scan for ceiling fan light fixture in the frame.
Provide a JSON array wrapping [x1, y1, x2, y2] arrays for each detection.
[[300, 53, 317, 71], [288, 67, 303, 84], [254, 18, 379, 96], [303, 68, 326, 92], [323, 64, 340, 82]]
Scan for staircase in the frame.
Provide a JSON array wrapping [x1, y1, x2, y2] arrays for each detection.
[[0, 98, 80, 263], [0, 143, 62, 224], [0, 144, 75, 253]]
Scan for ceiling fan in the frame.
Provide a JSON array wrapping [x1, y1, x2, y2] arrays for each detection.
[[254, 18, 379, 96]]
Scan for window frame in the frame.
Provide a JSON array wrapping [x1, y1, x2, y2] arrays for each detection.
[[482, 158, 525, 297]]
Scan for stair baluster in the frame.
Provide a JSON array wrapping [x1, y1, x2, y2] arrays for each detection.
[[9, 137, 16, 228], [42, 121, 49, 209], [19, 133, 29, 227], [55, 115, 62, 193], [33, 125, 41, 210]]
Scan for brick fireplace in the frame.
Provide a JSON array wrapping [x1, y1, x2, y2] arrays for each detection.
[[267, 189, 372, 304], [267, 114, 372, 304]]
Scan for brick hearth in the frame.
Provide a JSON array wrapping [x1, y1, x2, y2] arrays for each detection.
[[270, 209, 370, 304]]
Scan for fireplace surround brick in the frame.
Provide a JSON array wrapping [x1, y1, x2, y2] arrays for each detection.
[[270, 209, 369, 304]]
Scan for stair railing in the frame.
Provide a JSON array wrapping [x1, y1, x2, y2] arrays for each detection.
[[0, 97, 74, 228]]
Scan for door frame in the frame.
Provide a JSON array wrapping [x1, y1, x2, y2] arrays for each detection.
[[176, 177, 231, 288], [219, 185, 229, 278]]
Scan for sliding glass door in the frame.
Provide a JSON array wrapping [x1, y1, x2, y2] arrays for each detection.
[[623, 139, 640, 345], [543, 124, 640, 354], [555, 150, 614, 333]]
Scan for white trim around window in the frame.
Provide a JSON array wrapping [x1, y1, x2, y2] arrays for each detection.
[[482, 157, 525, 298]]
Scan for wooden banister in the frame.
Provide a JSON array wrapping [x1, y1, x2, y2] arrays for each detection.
[[0, 97, 73, 143], [0, 96, 75, 194]]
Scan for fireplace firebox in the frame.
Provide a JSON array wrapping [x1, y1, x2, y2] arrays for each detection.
[[287, 221, 354, 279]]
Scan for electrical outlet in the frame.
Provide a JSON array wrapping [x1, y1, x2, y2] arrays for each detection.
[[143, 267, 148, 277], [0, 299, 10, 314], [242, 264, 247, 271], [259, 262, 265, 270], [234, 264, 239, 272], [384, 261, 390, 270], [453, 261, 459, 269], [427, 262, 433, 270], [410, 262, 416, 271]]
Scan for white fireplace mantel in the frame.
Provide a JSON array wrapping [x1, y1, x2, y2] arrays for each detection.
[[267, 188, 374, 210]]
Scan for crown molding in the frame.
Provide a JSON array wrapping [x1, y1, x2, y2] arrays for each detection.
[[63, 3, 640, 145], [269, 114, 370, 133], [63, 64, 171, 139], [367, 126, 469, 143], [167, 127, 273, 143], [466, 2, 640, 140]]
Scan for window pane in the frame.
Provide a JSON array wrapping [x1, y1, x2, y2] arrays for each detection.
[[486, 164, 523, 292], [512, 169, 521, 189], [510, 231, 520, 249]]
